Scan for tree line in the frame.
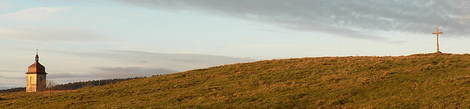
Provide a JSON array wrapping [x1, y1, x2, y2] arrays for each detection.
[[0, 76, 153, 93]]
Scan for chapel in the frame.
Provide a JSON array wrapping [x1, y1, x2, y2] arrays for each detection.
[[25, 52, 47, 92]]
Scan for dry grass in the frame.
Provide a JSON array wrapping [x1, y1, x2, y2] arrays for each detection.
[[1, 53, 470, 108]]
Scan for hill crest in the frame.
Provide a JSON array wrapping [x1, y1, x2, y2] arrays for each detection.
[[2, 54, 470, 108]]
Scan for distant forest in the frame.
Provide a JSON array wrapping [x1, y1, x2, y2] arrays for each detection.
[[0, 76, 153, 93]]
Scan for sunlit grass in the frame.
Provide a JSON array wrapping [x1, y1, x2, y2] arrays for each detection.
[[1, 53, 470, 108]]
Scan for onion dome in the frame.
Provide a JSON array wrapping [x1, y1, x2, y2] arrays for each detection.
[[26, 54, 47, 74]]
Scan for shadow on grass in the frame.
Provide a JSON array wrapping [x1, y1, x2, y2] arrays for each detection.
[[0, 97, 14, 100]]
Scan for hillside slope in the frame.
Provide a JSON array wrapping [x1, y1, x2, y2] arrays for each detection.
[[1, 54, 470, 108]]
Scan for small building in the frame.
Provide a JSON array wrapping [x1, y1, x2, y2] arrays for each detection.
[[26, 53, 47, 92]]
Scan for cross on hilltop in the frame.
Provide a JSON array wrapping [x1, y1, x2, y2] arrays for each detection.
[[432, 28, 443, 53]]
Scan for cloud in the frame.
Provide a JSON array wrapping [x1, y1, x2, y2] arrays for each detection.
[[0, 86, 11, 90], [41, 50, 253, 81], [0, 72, 23, 89], [108, 50, 253, 65], [115, 0, 470, 39], [58, 50, 254, 71], [0, 75, 22, 80], [0, 26, 104, 42], [46, 67, 173, 82], [0, 69, 21, 73], [93, 67, 177, 78], [0, 1, 11, 10], [47, 73, 91, 79], [0, 71, 23, 79], [0, 7, 107, 42], [0, 7, 66, 21], [0, 7, 68, 21], [0, 85, 19, 90]]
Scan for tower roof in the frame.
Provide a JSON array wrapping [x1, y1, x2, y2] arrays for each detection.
[[26, 53, 47, 74]]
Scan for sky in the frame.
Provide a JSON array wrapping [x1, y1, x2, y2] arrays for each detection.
[[1, 0, 470, 89]]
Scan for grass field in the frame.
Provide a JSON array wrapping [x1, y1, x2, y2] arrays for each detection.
[[1, 53, 470, 108]]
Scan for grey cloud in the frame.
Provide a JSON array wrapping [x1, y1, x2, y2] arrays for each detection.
[[0, 75, 23, 79], [116, 0, 470, 40], [108, 50, 253, 65], [47, 68, 175, 80], [0, 85, 18, 90], [0, 69, 22, 73], [0, 86, 10, 90], [47, 73, 91, 79], [93, 67, 177, 78], [57, 50, 254, 71], [0, 71, 23, 79]]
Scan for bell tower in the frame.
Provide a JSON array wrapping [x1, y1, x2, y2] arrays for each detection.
[[26, 50, 47, 92]]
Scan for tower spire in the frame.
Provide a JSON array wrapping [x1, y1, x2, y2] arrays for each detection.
[[35, 48, 39, 62]]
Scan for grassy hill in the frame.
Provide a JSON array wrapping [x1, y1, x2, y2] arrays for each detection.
[[1, 53, 470, 108]]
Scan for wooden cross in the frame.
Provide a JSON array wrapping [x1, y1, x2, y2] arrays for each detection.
[[432, 28, 443, 53]]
